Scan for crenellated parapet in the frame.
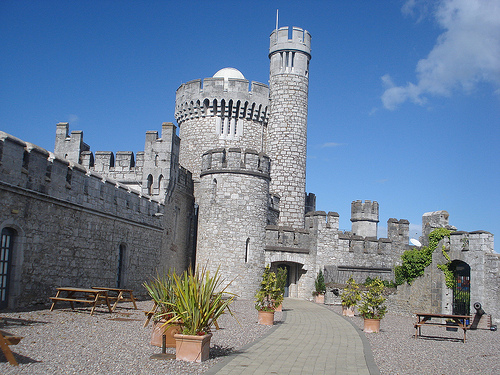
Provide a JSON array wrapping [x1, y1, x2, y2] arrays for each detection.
[[387, 218, 410, 245], [269, 27, 311, 76], [265, 225, 311, 254], [200, 148, 270, 179], [0, 131, 164, 225], [305, 211, 339, 231], [175, 78, 269, 126], [54, 122, 185, 199], [350, 200, 379, 238]]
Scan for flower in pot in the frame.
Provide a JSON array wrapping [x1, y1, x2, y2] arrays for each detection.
[[143, 270, 181, 347], [313, 270, 326, 304], [358, 277, 387, 333], [161, 265, 237, 362], [340, 276, 360, 317], [255, 265, 281, 325]]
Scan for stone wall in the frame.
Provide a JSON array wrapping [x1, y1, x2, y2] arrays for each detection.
[[175, 78, 269, 185], [267, 27, 311, 228], [0, 131, 194, 309], [391, 229, 500, 324], [195, 148, 270, 299]]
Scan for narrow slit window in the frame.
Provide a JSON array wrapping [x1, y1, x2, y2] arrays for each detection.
[[245, 238, 250, 263]]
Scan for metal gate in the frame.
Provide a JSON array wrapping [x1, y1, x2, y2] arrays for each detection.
[[451, 260, 470, 316], [0, 228, 15, 309]]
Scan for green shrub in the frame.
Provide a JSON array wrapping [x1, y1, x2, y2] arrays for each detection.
[[314, 270, 326, 295], [255, 265, 282, 311], [358, 278, 387, 319], [341, 276, 361, 308], [394, 228, 451, 285]]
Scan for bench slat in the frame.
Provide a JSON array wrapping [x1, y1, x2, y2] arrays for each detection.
[[50, 297, 104, 304]]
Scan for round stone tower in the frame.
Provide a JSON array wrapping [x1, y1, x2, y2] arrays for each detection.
[[350, 200, 379, 238], [267, 26, 311, 228], [195, 148, 270, 299], [175, 69, 269, 196]]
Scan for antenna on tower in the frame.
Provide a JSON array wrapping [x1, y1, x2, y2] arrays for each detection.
[[276, 9, 279, 31]]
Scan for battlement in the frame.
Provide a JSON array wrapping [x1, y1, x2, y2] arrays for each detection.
[[0, 131, 164, 225], [351, 200, 379, 222], [175, 78, 269, 126], [269, 26, 311, 57], [265, 225, 312, 254], [305, 211, 339, 230], [200, 148, 270, 179]]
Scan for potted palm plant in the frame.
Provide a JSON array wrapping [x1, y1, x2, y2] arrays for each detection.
[[161, 266, 237, 362], [358, 277, 387, 333], [313, 270, 326, 304], [143, 270, 182, 347], [255, 265, 281, 325], [340, 276, 360, 317]]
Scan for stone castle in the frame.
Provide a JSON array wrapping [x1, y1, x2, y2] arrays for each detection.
[[1, 26, 498, 320]]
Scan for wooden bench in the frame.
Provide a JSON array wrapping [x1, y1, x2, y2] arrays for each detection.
[[91, 287, 138, 311], [0, 330, 23, 366], [49, 287, 112, 315], [415, 312, 471, 343]]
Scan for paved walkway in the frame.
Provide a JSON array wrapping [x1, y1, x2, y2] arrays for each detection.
[[206, 298, 379, 375]]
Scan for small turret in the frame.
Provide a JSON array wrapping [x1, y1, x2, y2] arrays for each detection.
[[350, 200, 379, 238]]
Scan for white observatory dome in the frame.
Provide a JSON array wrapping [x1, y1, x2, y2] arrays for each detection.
[[213, 67, 245, 80]]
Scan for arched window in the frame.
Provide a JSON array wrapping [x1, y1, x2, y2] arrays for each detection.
[[147, 175, 153, 195], [212, 178, 217, 201], [0, 228, 16, 309], [245, 238, 250, 263], [158, 175, 164, 195], [203, 99, 210, 115], [155, 154, 159, 167]]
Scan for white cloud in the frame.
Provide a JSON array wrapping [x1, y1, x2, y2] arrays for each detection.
[[320, 142, 343, 148], [382, 0, 500, 110], [68, 114, 79, 124]]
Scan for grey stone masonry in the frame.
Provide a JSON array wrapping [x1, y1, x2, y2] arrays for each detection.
[[175, 78, 269, 187], [267, 27, 311, 228], [196, 148, 270, 299], [351, 200, 379, 238]]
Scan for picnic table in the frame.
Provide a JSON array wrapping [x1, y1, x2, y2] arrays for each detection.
[[49, 287, 112, 315], [414, 312, 471, 343], [91, 287, 138, 311], [0, 329, 23, 366]]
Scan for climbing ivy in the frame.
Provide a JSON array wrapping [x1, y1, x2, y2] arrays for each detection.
[[395, 228, 452, 286], [437, 246, 455, 289]]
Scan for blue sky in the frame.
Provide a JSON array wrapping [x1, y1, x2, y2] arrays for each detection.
[[1, 0, 499, 244]]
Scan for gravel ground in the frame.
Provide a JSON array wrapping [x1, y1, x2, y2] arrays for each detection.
[[2, 299, 499, 374], [327, 304, 500, 375], [0, 299, 281, 374]]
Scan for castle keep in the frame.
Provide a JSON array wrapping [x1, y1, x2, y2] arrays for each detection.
[[1, 26, 497, 320]]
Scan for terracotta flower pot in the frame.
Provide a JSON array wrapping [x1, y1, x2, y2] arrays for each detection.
[[150, 320, 182, 347], [274, 303, 282, 312], [314, 294, 325, 304], [363, 318, 381, 333], [258, 310, 275, 325], [342, 305, 355, 317], [174, 333, 212, 362]]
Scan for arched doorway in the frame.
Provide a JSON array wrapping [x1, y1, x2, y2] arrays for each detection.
[[0, 228, 16, 309], [450, 260, 470, 316], [276, 264, 291, 297]]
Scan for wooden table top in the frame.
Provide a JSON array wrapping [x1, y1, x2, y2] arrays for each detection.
[[416, 313, 471, 319], [56, 287, 107, 293]]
